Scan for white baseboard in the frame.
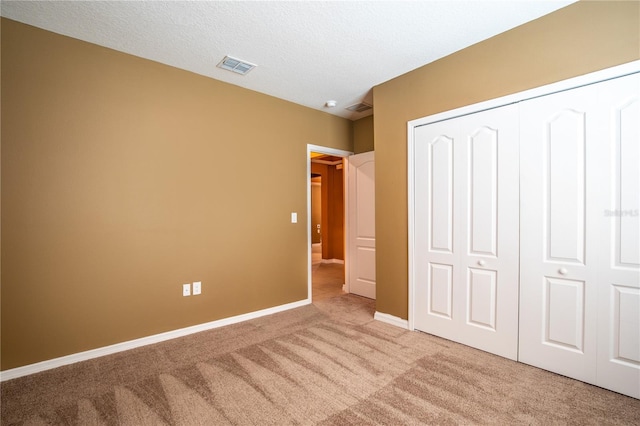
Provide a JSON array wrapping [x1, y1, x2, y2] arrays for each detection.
[[0, 298, 311, 382], [321, 258, 345, 264], [374, 311, 410, 330]]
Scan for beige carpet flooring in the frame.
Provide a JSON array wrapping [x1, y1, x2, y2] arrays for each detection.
[[2, 267, 640, 424]]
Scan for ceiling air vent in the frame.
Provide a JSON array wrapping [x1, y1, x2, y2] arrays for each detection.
[[346, 102, 372, 113], [217, 55, 256, 75]]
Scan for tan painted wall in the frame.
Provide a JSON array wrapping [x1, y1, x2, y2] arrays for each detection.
[[373, 1, 640, 319], [353, 115, 374, 154], [1, 19, 352, 370]]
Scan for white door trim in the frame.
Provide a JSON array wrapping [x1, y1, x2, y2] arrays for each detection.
[[307, 144, 353, 301], [407, 60, 640, 331]]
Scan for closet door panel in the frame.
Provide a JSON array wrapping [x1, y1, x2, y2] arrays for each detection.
[[458, 109, 519, 359], [519, 83, 599, 384], [596, 73, 640, 399]]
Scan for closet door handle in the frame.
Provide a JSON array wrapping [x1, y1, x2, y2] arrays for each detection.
[[558, 267, 568, 275], [477, 260, 486, 267]]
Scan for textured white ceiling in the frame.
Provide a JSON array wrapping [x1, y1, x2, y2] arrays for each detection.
[[2, 0, 576, 120]]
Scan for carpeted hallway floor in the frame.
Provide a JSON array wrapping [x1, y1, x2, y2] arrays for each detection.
[[311, 242, 348, 302], [2, 263, 639, 424], [312, 262, 347, 302]]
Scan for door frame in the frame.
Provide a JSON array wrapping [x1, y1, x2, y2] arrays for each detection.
[[307, 144, 353, 301], [407, 60, 640, 331]]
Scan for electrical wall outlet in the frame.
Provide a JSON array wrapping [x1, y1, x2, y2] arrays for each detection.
[[182, 283, 191, 296], [193, 281, 201, 295]]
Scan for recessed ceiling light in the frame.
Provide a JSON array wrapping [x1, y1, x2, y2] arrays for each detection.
[[217, 55, 256, 75], [325, 100, 337, 108]]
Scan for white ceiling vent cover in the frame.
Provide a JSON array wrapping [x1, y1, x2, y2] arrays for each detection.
[[217, 56, 256, 75], [346, 102, 372, 113]]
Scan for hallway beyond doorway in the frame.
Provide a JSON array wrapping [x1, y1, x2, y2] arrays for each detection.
[[312, 263, 345, 301], [312, 242, 376, 322], [311, 243, 345, 301]]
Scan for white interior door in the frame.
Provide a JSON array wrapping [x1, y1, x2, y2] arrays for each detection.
[[413, 104, 520, 360], [347, 151, 376, 299], [519, 82, 601, 384], [595, 73, 640, 399]]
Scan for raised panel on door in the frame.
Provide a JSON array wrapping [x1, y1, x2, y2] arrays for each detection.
[[348, 151, 376, 299], [595, 73, 640, 399], [467, 268, 497, 330], [468, 127, 498, 257], [430, 136, 455, 253], [544, 277, 586, 352], [429, 263, 453, 319], [414, 104, 519, 360], [519, 83, 599, 384], [546, 110, 586, 264]]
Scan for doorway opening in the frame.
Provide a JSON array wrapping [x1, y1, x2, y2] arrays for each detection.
[[307, 145, 352, 302]]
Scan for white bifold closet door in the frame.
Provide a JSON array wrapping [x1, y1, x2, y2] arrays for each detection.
[[414, 105, 520, 360], [519, 73, 640, 398]]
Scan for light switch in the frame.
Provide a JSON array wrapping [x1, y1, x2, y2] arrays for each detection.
[[291, 212, 297, 223]]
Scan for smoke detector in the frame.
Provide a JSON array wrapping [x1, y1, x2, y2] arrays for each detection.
[[217, 55, 256, 75]]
